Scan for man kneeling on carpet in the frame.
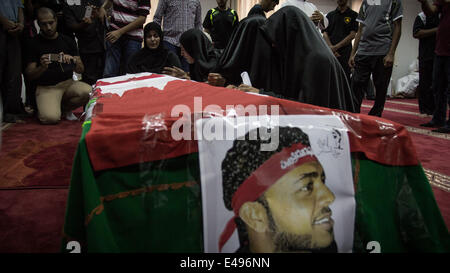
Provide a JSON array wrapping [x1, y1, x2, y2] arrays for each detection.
[[24, 7, 91, 125]]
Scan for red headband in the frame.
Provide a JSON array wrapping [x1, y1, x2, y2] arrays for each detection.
[[218, 142, 318, 252]]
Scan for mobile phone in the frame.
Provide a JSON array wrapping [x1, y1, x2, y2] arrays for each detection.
[[84, 6, 93, 18], [49, 53, 62, 63]]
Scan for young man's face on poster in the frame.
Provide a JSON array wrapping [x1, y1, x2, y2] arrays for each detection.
[[263, 161, 335, 251]]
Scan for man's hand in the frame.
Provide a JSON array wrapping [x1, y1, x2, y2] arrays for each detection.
[[7, 22, 24, 36], [1, 19, 17, 31], [106, 29, 122, 43], [162, 66, 190, 80], [330, 45, 337, 53], [207, 73, 226, 87], [98, 6, 107, 24], [82, 17, 93, 26], [329, 45, 341, 57], [236, 84, 260, 93], [383, 53, 394, 67], [311, 10, 324, 25], [348, 55, 356, 69], [52, 52, 76, 65], [39, 54, 52, 69]]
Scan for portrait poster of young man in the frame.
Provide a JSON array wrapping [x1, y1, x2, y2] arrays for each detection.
[[197, 115, 355, 253]]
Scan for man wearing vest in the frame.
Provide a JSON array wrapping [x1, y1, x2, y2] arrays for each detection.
[[349, 0, 403, 117], [203, 0, 239, 50]]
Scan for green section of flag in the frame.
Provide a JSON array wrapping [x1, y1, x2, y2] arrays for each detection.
[[62, 124, 449, 253]]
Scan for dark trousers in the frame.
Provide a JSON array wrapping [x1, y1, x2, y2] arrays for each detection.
[[80, 52, 105, 86], [418, 58, 435, 115], [431, 55, 450, 126], [0, 29, 23, 115], [351, 54, 393, 116], [163, 41, 190, 72], [337, 50, 351, 85]]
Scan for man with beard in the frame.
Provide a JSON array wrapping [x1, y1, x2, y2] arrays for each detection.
[[24, 7, 91, 124], [220, 126, 337, 253]]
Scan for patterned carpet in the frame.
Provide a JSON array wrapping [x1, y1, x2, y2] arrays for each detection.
[[0, 117, 83, 252]]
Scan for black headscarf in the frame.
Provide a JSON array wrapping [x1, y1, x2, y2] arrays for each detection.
[[214, 16, 268, 86], [126, 22, 170, 74], [247, 4, 266, 18], [179, 29, 221, 82], [259, 7, 356, 112]]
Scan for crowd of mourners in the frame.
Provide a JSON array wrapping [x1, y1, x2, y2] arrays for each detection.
[[0, 0, 449, 133]]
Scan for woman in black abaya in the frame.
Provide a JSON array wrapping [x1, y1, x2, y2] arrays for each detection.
[[126, 22, 181, 74], [258, 6, 356, 112], [214, 15, 269, 86], [177, 29, 222, 82]]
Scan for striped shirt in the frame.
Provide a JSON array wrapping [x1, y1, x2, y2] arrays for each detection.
[[110, 0, 151, 41], [153, 0, 202, 47]]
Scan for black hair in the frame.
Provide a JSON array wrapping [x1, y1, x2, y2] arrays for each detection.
[[222, 126, 310, 210], [221, 126, 311, 251], [36, 7, 57, 21], [144, 22, 163, 41]]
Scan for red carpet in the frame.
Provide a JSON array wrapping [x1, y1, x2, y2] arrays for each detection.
[[0, 189, 68, 253], [0, 116, 83, 252], [0, 119, 82, 189]]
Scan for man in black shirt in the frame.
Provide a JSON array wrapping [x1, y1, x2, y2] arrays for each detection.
[[24, 7, 91, 124], [248, 0, 279, 18], [203, 0, 239, 50], [323, 0, 358, 83], [413, 12, 439, 116], [63, 0, 105, 85]]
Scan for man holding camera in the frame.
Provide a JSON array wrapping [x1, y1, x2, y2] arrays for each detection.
[[24, 7, 91, 124]]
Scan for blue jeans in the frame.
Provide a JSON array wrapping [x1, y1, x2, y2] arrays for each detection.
[[103, 36, 142, 78], [431, 55, 450, 126], [163, 41, 190, 72]]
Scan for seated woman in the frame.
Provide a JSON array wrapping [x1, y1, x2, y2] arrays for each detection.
[[126, 22, 181, 74], [164, 29, 222, 83]]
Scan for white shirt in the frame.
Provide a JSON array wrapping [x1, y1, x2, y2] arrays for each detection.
[[281, 0, 329, 31]]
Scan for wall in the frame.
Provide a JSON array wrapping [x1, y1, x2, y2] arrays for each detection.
[[147, 0, 219, 23]]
